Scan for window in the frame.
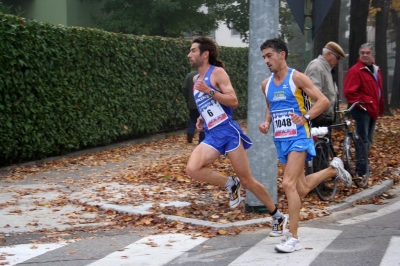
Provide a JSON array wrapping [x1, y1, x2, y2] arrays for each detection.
[[231, 28, 240, 36]]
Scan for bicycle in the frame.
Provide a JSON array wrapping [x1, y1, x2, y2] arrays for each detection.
[[307, 101, 370, 201]]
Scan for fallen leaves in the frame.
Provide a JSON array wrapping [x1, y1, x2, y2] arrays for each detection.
[[218, 229, 227, 235], [143, 241, 158, 247], [0, 110, 399, 237]]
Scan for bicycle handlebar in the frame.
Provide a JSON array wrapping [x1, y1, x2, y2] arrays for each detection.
[[337, 101, 366, 113]]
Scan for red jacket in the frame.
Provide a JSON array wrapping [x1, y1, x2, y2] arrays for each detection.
[[344, 59, 384, 120]]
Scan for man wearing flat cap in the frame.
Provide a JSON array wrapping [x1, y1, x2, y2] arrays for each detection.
[[304, 41, 345, 126]]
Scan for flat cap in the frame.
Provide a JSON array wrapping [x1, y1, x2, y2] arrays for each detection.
[[325, 41, 345, 58]]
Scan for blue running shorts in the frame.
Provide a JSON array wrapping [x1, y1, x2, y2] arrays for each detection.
[[202, 121, 252, 155], [274, 138, 316, 164]]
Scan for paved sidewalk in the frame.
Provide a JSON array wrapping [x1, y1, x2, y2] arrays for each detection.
[[0, 130, 398, 234]]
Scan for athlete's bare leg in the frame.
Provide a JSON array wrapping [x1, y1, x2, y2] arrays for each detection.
[[296, 165, 338, 198], [280, 151, 307, 239], [186, 143, 228, 186], [282, 151, 338, 238], [227, 142, 276, 212]]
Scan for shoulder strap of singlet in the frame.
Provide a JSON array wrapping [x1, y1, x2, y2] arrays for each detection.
[[265, 73, 274, 96], [288, 68, 295, 82], [195, 66, 215, 82]]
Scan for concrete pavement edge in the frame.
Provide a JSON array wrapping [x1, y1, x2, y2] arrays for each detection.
[[83, 180, 396, 229], [326, 180, 395, 213]]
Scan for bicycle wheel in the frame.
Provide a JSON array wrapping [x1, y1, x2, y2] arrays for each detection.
[[343, 132, 370, 188], [313, 139, 337, 200]]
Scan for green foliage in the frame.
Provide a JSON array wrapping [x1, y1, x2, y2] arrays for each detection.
[[0, 1, 24, 16], [80, 0, 296, 43], [0, 1, 11, 14], [219, 47, 249, 119], [212, 0, 297, 43], [212, 0, 249, 42], [0, 13, 249, 165], [82, 0, 221, 37], [279, 0, 298, 41]]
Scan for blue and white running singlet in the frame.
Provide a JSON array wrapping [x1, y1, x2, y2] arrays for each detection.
[[265, 68, 312, 141], [193, 66, 233, 130]]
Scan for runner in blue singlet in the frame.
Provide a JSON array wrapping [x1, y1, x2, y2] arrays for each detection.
[[193, 65, 252, 155], [264, 67, 315, 164], [259, 38, 352, 253], [185, 37, 287, 237]]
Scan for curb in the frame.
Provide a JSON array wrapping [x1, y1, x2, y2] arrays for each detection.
[[81, 180, 395, 229], [160, 215, 273, 229], [326, 180, 394, 213]]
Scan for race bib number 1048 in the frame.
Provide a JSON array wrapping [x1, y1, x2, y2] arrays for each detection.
[[271, 108, 297, 138]]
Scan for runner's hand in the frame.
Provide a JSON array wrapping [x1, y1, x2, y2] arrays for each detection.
[[289, 112, 306, 125], [194, 80, 210, 94], [259, 122, 270, 134], [196, 117, 204, 131]]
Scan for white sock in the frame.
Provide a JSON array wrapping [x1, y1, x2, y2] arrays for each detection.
[[272, 210, 284, 219], [224, 176, 234, 188]]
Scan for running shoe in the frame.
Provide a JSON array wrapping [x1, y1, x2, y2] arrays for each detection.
[[275, 232, 302, 253], [330, 157, 352, 187], [227, 176, 241, 208], [270, 215, 288, 237]]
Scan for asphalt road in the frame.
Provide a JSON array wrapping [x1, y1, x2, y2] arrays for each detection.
[[1, 187, 399, 266]]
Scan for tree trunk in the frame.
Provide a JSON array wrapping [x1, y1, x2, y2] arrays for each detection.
[[373, 0, 392, 115], [349, 0, 369, 68], [390, 9, 400, 109], [312, 0, 341, 112], [313, 0, 341, 83], [313, 0, 341, 59]]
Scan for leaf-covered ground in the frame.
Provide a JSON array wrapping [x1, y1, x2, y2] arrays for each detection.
[[1, 109, 399, 238]]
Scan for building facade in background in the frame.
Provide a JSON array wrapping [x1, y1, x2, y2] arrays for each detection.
[[3, 0, 247, 48], [3, 0, 102, 29]]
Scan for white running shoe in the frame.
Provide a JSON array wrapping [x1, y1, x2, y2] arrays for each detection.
[[227, 176, 241, 208], [275, 232, 302, 253], [330, 157, 352, 187], [270, 215, 288, 237]]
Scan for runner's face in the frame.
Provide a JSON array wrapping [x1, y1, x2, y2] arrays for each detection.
[[188, 43, 202, 69], [359, 47, 374, 66], [261, 48, 285, 73]]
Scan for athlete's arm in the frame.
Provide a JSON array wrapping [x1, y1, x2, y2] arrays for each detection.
[[291, 70, 329, 124], [259, 78, 272, 134], [199, 67, 238, 108]]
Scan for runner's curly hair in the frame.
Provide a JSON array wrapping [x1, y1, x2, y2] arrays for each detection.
[[192, 37, 225, 69]]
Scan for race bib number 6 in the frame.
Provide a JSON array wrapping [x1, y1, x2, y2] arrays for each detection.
[[200, 100, 228, 130]]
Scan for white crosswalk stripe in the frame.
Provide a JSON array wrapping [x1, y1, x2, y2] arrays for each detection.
[[0, 241, 72, 266], [337, 200, 400, 225], [379, 236, 400, 266], [1, 230, 399, 265], [229, 228, 342, 266], [87, 233, 207, 266]]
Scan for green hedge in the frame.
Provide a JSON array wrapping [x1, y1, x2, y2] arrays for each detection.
[[0, 14, 249, 165]]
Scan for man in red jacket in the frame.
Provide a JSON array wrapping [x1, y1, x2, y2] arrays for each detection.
[[344, 43, 384, 173]]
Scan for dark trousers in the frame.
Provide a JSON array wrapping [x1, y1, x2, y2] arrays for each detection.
[[350, 107, 376, 153], [187, 109, 205, 143], [350, 107, 375, 175]]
